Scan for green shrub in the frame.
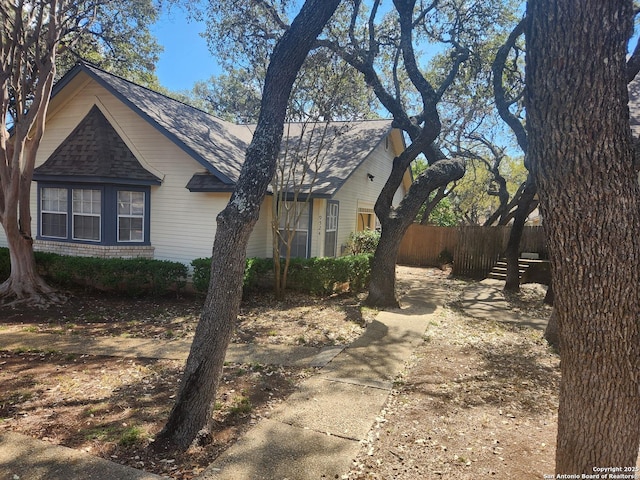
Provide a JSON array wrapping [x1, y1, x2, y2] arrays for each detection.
[[191, 256, 273, 294], [0, 249, 188, 296], [244, 257, 273, 289], [191, 255, 372, 296], [346, 230, 380, 255], [190, 257, 213, 293]]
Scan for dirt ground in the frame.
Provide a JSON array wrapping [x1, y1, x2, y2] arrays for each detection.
[[0, 267, 561, 479], [347, 269, 559, 479]]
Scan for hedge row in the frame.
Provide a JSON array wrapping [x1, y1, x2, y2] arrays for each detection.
[[0, 248, 372, 297], [191, 254, 373, 295], [0, 248, 187, 296]]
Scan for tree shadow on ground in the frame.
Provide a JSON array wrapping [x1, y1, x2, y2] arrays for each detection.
[[406, 337, 559, 416]]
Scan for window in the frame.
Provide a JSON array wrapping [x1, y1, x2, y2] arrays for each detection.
[[324, 202, 339, 257], [279, 201, 310, 258], [357, 206, 376, 231], [41, 188, 68, 238], [118, 191, 145, 242], [37, 185, 149, 245], [72, 189, 101, 241]]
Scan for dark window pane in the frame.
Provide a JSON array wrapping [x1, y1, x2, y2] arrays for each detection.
[[73, 215, 100, 241], [42, 213, 67, 238]]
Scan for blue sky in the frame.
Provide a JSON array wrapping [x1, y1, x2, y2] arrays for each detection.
[[150, 8, 221, 92]]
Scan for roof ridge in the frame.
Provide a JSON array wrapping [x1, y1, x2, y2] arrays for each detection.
[[243, 117, 392, 128], [77, 61, 236, 126]]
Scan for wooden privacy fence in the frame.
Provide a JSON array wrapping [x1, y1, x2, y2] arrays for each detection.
[[397, 224, 547, 279]]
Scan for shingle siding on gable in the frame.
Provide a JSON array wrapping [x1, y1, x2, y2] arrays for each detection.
[[34, 105, 160, 184]]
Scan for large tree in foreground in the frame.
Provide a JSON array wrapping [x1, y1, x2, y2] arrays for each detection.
[[155, 0, 342, 450], [0, 0, 159, 307], [526, 0, 640, 472], [0, 0, 64, 307]]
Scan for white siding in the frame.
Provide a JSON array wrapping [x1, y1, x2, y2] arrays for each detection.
[[331, 133, 405, 254], [246, 196, 273, 258]]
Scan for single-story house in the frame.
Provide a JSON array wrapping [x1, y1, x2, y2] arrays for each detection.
[[0, 62, 409, 266]]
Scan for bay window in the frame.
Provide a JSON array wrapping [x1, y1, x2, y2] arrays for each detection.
[[38, 184, 149, 245]]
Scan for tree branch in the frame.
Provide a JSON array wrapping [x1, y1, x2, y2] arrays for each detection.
[[492, 16, 528, 153]]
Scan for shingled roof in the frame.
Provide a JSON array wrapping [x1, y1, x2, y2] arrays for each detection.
[[47, 63, 397, 197], [34, 105, 161, 185], [266, 120, 393, 197]]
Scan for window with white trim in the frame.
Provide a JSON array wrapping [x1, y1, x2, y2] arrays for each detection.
[[324, 202, 339, 257], [118, 191, 145, 242], [37, 185, 150, 246], [279, 201, 310, 258], [72, 189, 101, 241], [41, 187, 68, 238]]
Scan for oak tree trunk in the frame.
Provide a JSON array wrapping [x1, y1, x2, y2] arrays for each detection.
[[504, 174, 537, 292], [366, 219, 406, 308], [526, 0, 640, 472], [0, 218, 59, 307], [155, 0, 342, 450], [366, 158, 465, 307]]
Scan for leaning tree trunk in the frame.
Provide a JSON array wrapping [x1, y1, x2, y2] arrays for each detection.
[[366, 158, 465, 307], [526, 0, 640, 473], [366, 218, 407, 308], [503, 174, 537, 292], [155, 0, 341, 451]]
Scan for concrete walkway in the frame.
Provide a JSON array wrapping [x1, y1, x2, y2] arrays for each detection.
[[0, 279, 449, 480]]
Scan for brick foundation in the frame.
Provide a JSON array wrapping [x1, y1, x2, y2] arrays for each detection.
[[34, 240, 155, 259]]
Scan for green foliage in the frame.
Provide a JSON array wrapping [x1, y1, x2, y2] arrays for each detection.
[[0, 248, 187, 296], [427, 197, 460, 227], [185, 69, 263, 123], [191, 257, 274, 294], [244, 257, 274, 290], [285, 254, 372, 295], [175, 1, 379, 122], [55, 0, 162, 87], [190, 257, 213, 294], [346, 230, 380, 255], [191, 255, 372, 296], [449, 155, 527, 225]]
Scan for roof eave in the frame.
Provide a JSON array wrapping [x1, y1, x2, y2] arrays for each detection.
[[33, 174, 162, 186]]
